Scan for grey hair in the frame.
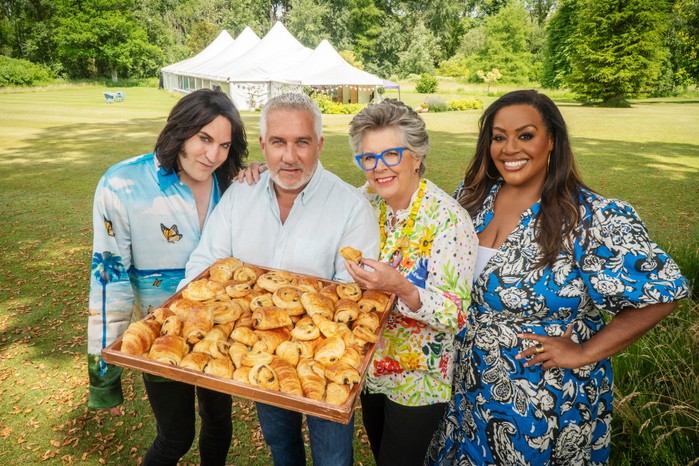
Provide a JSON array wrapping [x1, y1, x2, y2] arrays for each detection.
[[348, 98, 429, 176], [260, 92, 323, 139]]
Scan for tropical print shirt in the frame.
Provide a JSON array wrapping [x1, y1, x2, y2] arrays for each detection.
[[426, 181, 689, 465], [87, 152, 220, 409], [361, 178, 478, 406]]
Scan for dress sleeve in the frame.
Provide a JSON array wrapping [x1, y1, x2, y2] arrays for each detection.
[[397, 208, 478, 334], [574, 197, 689, 315], [87, 175, 135, 409]]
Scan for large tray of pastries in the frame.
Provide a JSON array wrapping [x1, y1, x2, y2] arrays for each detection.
[[102, 256, 394, 424]]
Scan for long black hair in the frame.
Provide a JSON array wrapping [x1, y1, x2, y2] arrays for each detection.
[[155, 89, 248, 192]]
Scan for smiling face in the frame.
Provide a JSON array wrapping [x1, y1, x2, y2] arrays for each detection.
[[177, 115, 232, 186], [490, 104, 554, 193], [261, 109, 323, 195], [361, 127, 421, 211]]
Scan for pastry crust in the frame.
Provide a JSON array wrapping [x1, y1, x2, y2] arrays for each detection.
[[179, 351, 211, 372], [333, 299, 360, 324], [230, 327, 259, 346], [232, 365, 252, 384], [252, 306, 293, 330], [292, 276, 322, 293], [241, 349, 274, 367], [290, 315, 320, 341], [182, 306, 214, 345], [314, 336, 346, 366], [336, 283, 363, 301], [311, 314, 348, 339], [208, 257, 244, 283], [228, 341, 248, 368], [169, 298, 203, 320], [352, 324, 378, 344], [325, 382, 350, 406], [151, 307, 175, 324], [192, 339, 231, 359], [233, 264, 265, 285], [275, 340, 303, 367], [253, 327, 291, 353], [181, 279, 225, 301], [205, 322, 235, 342], [204, 357, 234, 379], [249, 293, 274, 311], [272, 286, 305, 316], [257, 271, 295, 293], [352, 312, 380, 333], [297, 358, 326, 401], [149, 335, 188, 365], [300, 292, 334, 319], [339, 246, 363, 264], [121, 319, 161, 355], [319, 284, 340, 304], [339, 346, 362, 369], [225, 281, 252, 298], [160, 315, 183, 336], [270, 358, 303, 396], [248, 363, 280, 391], [358, 290, 390, 314], [325, 361, 361, 385]]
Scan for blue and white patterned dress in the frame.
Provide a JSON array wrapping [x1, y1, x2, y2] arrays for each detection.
[[426, 181, 689, 465]]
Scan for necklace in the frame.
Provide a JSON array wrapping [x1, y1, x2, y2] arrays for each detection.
[[378, 178, 426, 268]]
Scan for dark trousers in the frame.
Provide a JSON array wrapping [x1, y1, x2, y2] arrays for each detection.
[[142, 379, 232, 466], [360, 391, 446, 466]]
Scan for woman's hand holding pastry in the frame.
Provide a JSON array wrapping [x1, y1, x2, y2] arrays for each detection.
[[516, 325, 588, 369], [345, 258, 421, 311]]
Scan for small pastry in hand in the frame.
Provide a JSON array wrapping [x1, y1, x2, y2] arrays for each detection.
[[204, 357, 234, 379], [121, 319, 161, 355], [179, 351, 211, 372], [149, 335, 188, 365], [333, 299, 359, 324], [337, 283, 363, 301], [325, 382, 350, 406], [339, 246, 363, 264]]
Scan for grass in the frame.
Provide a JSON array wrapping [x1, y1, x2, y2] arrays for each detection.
[[0, 82, 697, 465]]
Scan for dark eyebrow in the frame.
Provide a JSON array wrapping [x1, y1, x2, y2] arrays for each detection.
[[493, 124, 538, 132]]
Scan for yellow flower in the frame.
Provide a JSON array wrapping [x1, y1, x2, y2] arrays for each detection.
[[418, 227, 436, 257], [399, 351, 423, 371]]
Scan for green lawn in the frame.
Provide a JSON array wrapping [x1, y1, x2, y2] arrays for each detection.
[[0, 84, 697, 465]]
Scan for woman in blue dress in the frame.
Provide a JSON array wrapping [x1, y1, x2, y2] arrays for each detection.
[[426, 90, 689, 465]]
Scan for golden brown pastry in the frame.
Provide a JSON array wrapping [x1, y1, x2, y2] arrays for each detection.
[[228, 341, 248, 368], [300, 292, 334, 319], [257, 270, 295, 293], [325, 382, 350, 406], [275, 340, 303, 367], [353, 324, 378, 344], [252, 306, 293, 330], [241, 349, 274, 367], [270, 357, 303, 396], [230, 327, 259, 346], [248, 363, 280, 391], [234, 311, 253, 329], [169, 298, 203, 320], [272, 286, 305, 316], [121, 319, 161, 355], [179, 351, 211, 372], [353, 312, 380, 333], [233, 264, 264, 285], [339, 346, 362, 369], [225, 281, 252, 298], [297, 358, 326, 401], [292, 276, 322, 293], [249, 293, 274, 311], [192, 339, 231, 359], [312, 314, 348, 338], [325, 361, 361, 385], [253, 327, 292, 353], [148, 335, 188, 365], [151, 307, 175, 324], [333, 299, 360, 324], [314, 336, 346, 366], [297, 337, 323, 359], [204, 357, 234, 378], [208, 257, 244, 283], [207, 298, 244, 325], [319, 284, 340, 304], [161, 315, 183, 336], [339, 246, 363, 264], [231, 298, 251, 313], [182, 306, 214, 345], [205, 322, 235, 342], [232, 366, 252, 384], [358, 290, 390, 314], [336, 283, 362, 301], [182, 279, 225, 301], [290, 315, 321, 341]]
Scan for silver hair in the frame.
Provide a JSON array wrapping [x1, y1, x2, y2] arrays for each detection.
[[348, 99, 429, 176], [260, 92, 323, 139]]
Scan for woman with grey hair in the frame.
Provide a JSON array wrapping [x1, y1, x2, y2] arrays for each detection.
[[344, 99, 478, 465]]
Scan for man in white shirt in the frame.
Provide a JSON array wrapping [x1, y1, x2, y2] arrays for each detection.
[[184, 92, 380, 466]]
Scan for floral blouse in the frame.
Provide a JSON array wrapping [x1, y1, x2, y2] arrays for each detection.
[[426, 181, 689, 465], [360, 179, 478, 406]]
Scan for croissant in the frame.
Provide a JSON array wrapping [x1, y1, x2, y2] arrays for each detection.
[[241, 349, 274, 367], [325, 361, 361, 385], [336, 283, 362, 301], [244, 289, 270, 303], [269, 358, 303, 396], [233, 265, 265, 285], [192, 339, 231, 359], [253, 327, 291, 353], [249, 293, 275, 311], [121, 319, 161, 355], [161, 315, 183, 336], [297, 337, 323, 359], [248, 363, 280, 391], [297, 358, 326, 401], [312, 314, 347, 338], [149, 335, 188, 365], [325, 382, 351, 406], [205, 322, 235, 342], [353, 312, 380, 333], [232, 366, 252, 384], [292, 276, 322, 293], [230, 327, 259, 346], [300, 292, 334, 319], [151, 307, 175, 324], [208, 257, 243, 283], [339, 246, 363, 264], [169, 298, 203, 320], [314, 336, 346, 366], [204, 357, 234, 378], [182, 279, 225, 301], [319, 284, 340, 304], [207, 299, 244, 325], [228, 341, 248, 368], [257, 271, 295, 293], [272, 286, 305, 316], [358, 290, 390, 314], [252, 306, 293, 330], [275, 340, 303, 367], [352, 325, 378, 344], [339, 346, 362, 370], [225, 281, 252, 298], [333, 299, 359, 324], [234, 311, 253, 329], [182, 306, 214, 345], [290, 315, 320, 341], [179, 351, 211, 372]]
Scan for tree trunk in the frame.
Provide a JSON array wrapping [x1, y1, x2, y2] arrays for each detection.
[[111, 67, 118, 83]]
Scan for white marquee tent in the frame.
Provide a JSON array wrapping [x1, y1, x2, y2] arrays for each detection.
[[160, 22, 396, 111]]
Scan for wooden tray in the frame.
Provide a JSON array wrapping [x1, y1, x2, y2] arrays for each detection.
[[103, 263, 394, 424]]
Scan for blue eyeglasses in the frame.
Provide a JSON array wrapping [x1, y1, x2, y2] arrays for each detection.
[[355, 147, 405, 171]]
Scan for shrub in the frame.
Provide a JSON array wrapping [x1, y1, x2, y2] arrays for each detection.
[[415, 73, 438, 93], [310, 93, 365, 114], [448, 98, 484, 111], [0, 56, 55, 87], [423, 95, 449, 113], [437, 55, 470, 79]]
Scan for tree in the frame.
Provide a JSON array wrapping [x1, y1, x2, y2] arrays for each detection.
[[567, 0, 669, 105], [187, 21, 218, 54], [286, 0, 329, 48], [397, 20, 440, 76], [347, 0, 384, 67], [540, 0, 578, 88]]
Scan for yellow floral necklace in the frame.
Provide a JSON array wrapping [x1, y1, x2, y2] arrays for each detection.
[[378, 178, 426, 268]]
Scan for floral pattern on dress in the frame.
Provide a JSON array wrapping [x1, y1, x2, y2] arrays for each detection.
[[361, 179, 478, 406], [426, 181, 689, 465]]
